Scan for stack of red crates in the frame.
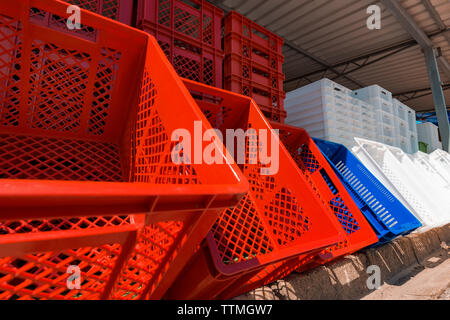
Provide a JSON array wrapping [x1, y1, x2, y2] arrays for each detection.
[[135, 0, 224, 88], [224, 11, 286, 123], [61, 0, 133, 24]]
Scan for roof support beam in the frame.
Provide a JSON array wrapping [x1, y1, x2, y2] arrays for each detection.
[[207, 0, 365, 88], [380, 0, 450, 79], [381, 0, 450, 151], [394, 84, 450, 102], [424, 47, 450, 151], [285, 28, 448, 85], [285, 40, 417, 85], [420, 0, 450, 45]]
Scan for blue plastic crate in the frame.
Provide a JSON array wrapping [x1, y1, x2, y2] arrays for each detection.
[[314, 138, 422, 244]]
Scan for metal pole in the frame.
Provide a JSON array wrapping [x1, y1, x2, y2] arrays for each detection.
[[423, 47, 450, 152]]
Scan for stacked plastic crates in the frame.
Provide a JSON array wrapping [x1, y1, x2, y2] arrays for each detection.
[[314, 139, 421, 244], [285, 79, 376, 149], [352, 138, 450, 228], [351, 85, 397, 147], [218, 122, 380, 299], [417, 122, 443, 153], [393, 99, 416, 153], [135, 0, 224, 88], [164, 82, 378, 299], [223, 11, 286, 123], [43, 0, 134, 25], [0, 0, 249, 300]]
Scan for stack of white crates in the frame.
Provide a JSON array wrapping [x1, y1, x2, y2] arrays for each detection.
[[351, 85, 396, 147], [417, 122, 442, 153], [284, 79, 376, 149], [285, 79, 420, 153], [393, 98, 418, 153]]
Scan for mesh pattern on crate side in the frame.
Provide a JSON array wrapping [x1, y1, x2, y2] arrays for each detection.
[[88, 47, 121, 136], [173, 55, 200, 82], [133, 72, 200, 185], [101, 0, 120, 20], [0, 216, 130, 236], [211, 194, 274, 265], [263, 187, 310, 246], [200, 105, 311, 265], [174, 7, 199, 40], [0, 15, 22, 127], [111, 221, 184, 299], [0, 134, 123, 181], [202, 14, 212, 45], [277, 130, 361, 255], [64, 1, 121, 21], [158, 0, 171, 27], [0, 244, 120, 300], [329, 197, 360, 234], [110, 70, 203, 299], [27, 40, 91, 133]]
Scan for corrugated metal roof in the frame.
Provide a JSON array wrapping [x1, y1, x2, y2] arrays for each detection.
[[214, 0, 450, 112]]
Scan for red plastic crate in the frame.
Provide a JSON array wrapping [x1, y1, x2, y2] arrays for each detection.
[[270, 122, 379, 265], [31, 0, 133, 25], [223, 33, 283, 74], [223, 11, 285, 123], [136, 0, 223, 87], [224, 53, 284, 90], [224, 75, 286, 123], [224, 11, 283, 57], [212, 123, 380, 299], [164, 79, 348, 300], [29, 0, 133, 42], [141, 21, 223, 87], [0, 0, 247, 300], [217, 253, 315, 299], [136, 0, 223, 49]]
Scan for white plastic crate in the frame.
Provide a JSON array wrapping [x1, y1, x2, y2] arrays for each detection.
[[429, 149, 450, 183], [409, 131, 419, 153], [393, 99, 409, 122], [377, 123, 396, 144], [375, 110, 395, 126], [407, 109, 417, 134], [396, 119, 409, 138], [353, 138, 450, 228], [285, 78, 355, 143], [417, 122, 441, 153], [398, 136, 410, 153], [286, 79, 349, 125], [351, 85, 393, 103], [411, 151, 450, 186]]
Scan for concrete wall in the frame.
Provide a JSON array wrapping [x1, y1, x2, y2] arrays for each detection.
[[234, 223, 450, 300]]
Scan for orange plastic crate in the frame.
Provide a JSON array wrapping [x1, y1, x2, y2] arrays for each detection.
[[0, 0, 247, 300], [163, 79, 347, 300], [219, 123, 379, 299]]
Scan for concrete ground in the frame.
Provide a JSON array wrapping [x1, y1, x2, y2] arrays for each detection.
[[363, 250, 450, 300], [235, 223, 450, 300]]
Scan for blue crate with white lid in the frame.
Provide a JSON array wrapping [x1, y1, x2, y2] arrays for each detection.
[[313, 138, 422, 244]]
